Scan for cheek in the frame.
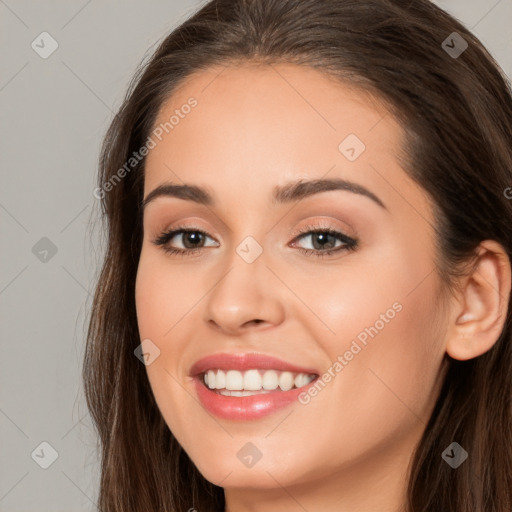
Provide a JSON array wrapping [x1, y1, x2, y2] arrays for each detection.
[[135, 250, 198, 339], [328, 273, 445, 426], [134, 253, 196, 438]]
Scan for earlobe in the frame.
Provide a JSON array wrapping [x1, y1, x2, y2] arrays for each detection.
[[446, 240, 511, 361], [456, 312, 474, 324]]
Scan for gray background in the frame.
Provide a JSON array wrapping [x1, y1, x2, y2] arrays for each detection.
[[1, 1, 511, 510]]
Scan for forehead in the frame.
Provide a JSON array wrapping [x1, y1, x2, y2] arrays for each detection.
[[143, 62, 430, 217]]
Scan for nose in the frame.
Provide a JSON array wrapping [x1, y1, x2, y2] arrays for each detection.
[[203, 256, 286, 336]]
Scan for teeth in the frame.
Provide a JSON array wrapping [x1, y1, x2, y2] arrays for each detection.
[[243, 369, 262, 390], [262, 370, 278, 390], [294, 373, 309, 388], [207, 370, 216, 390], [225, 370, 243, 390], [220, 389, 273, 397], [202, 369, 316, 392], [279, 371, 294, 391], [215, 370, 226, 389]]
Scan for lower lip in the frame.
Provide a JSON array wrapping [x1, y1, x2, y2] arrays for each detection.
[[193, 377, 316, 420]]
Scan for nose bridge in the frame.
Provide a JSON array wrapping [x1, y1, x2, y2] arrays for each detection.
[[203, 237, 285, 333]]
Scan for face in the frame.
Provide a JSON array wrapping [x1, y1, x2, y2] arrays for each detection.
[[135, 63, 450, 497]]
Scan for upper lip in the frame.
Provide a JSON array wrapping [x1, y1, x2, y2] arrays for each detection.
[[189, 352, 319, 377]]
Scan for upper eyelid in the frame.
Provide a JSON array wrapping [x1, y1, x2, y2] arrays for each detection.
[[160, 216, 353, 234]]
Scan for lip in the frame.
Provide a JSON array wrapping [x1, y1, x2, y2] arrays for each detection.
[[190, 352, 319, 421]]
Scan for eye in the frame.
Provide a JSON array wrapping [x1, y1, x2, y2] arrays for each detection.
[[290, 225, 358, 258], [152, 226, 219, 257]]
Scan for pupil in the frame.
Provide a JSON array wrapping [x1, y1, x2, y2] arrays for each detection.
[[313, 233, 335, 250], [184, 232, 203, 248]]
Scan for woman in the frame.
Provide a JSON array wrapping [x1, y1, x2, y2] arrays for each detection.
[[84, 0, 512, 510]]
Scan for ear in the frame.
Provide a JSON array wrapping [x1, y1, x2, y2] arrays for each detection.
[[445, 240, 511, 361]]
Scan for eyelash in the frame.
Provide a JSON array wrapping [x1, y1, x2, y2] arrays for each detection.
[[152, 223, 358, 259]]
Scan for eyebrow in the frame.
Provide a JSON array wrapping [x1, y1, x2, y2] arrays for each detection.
[[142, 178, 387, 211]]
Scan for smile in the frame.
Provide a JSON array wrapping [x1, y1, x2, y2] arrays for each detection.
[[190, 352, 320, 420]]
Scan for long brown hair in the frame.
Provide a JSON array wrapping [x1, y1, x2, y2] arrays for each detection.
[[83, 0, 512, 510]]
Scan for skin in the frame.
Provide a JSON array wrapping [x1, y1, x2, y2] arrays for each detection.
[[134, 62, 511, 511]]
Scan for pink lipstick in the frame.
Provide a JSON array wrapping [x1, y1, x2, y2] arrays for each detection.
[[190, 353, 319, 420]]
